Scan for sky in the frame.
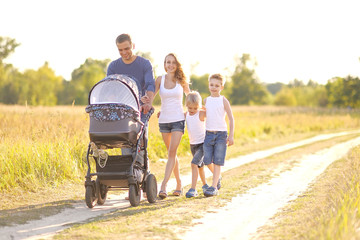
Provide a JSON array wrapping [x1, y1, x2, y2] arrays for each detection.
[[1, 0, 360, 84]]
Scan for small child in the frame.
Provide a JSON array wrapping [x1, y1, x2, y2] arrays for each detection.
[[203, 73, 234, 197], [184, 91, 215, 198]]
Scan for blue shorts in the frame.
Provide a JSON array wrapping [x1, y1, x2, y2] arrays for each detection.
[[190, 143, 204, 167], [203, 131, 227, 166], [159, 120, 185, 133]]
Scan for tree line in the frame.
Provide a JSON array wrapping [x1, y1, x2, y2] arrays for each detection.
[[1, 36, 359, 108]]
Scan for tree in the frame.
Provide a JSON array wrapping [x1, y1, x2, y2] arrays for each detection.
[[65, 58, 110, 105], [229, 54, 270, 105], [266, 82, 284, 95], [274, 87, 297, 106], [22, 62, 63, 105], [288, 79, 305, 88], [326, 75, 360, 108], [0, 36, 21, 103], [0, 36, 20, 63], [189, 74, 209, 100], [0, 65, 22, 104]]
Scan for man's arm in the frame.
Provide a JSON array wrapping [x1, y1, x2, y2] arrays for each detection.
[[141, 59, 156, 114], [141, 90, 154, 114], [144, 60, 155, 94], [106, 61, 115, 76]]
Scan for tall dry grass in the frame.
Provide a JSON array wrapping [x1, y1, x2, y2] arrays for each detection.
[[1, 105, 360, 193]]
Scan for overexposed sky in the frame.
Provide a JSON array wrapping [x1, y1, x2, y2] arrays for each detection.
[[1, 0, 360, 84]]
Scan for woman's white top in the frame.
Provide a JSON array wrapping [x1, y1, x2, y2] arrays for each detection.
[[186, 111, 205, 144], [159, 74, 185, 123], [205, 96, 228, 131]]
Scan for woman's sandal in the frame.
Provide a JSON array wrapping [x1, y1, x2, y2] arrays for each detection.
[[172, 188, 183, 196], [158, 190, 167, 199]]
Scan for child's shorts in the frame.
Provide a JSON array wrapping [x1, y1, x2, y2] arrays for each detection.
[[159, 120, 185, 133], [190, 143, 204, 168], [203, 131, 227, 166]]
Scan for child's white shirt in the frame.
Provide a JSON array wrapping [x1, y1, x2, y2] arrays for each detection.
[[205, 96, 227, 131], [185, 111, 205, 144]]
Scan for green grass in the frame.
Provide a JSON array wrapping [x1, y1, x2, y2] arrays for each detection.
[[258, 145, 360, 240], [53, 133, 359, 239], [1, 105, 360, 201]]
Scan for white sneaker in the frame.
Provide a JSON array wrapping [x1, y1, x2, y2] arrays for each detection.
[[90, 142, 108, 168]]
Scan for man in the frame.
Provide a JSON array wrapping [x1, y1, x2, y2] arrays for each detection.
[[107, 33, 155, 114], [107, 34, 155, 200]]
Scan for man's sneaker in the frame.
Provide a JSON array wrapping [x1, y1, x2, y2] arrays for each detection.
[[217, 176, 222, 190], [204, 186, 219, 197], [185, 188, 198, 198], [202, 184, 209, 194]]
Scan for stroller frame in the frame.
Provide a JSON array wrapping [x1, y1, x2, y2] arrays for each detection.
[[84, 75, 157, 208]]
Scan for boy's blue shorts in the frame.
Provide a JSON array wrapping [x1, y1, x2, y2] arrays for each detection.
[[190, 143, 204, 167], [203, 131, 227, 166]]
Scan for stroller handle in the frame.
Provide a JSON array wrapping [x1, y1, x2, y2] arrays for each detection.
[[141, 107, 154, 125]]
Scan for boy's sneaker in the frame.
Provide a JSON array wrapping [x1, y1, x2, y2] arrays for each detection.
[[185, 188, 198, 198], [204, 186, 219, 197], [217, 176, 222, 190], [202, 184, 209, 194]]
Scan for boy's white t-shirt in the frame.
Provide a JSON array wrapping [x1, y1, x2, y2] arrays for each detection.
[[185, 111, 205, 144], [205, 96, 227, 131]]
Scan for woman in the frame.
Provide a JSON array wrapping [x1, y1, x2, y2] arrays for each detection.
[[144, 53, 190, 198]]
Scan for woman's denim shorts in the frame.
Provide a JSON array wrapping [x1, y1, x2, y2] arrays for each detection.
[[159, 120, 185, 133]]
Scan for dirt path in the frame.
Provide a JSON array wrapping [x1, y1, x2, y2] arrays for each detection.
[[1, 130, 360, 240], [181, 136, 360, 240]]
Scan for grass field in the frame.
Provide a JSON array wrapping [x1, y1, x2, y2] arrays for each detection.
[[1, 105, 360, 194], [258, 145, 360, 240], [53, 131, 360, 239], [2, 105, 360, 239]]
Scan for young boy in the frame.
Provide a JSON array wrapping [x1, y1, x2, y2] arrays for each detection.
[[203, 73, 234, 197], [184, 91, 215, 198]]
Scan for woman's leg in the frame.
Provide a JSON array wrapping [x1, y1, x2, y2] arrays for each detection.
[[160, 131, 183, 192], [173, 154, 182, 191]]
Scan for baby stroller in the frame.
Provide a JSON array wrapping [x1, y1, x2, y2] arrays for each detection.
[[84, 74, 157, 207]]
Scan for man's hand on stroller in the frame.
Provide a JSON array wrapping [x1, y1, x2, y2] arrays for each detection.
[[141, 103, 152, 114], [140, 91, 155, 114]]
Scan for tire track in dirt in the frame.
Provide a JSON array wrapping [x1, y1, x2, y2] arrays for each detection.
[[181, 136, 360, 240], [1, 130, 360, 240]]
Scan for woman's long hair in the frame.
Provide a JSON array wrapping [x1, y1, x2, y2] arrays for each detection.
[[164, 53, 187, 87]]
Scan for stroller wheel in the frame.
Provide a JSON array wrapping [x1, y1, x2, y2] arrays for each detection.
[[85, 184, 97, 208], [145, 174, 157, 203], [129, 184, 141, 207], [96, 178, 108, 205]]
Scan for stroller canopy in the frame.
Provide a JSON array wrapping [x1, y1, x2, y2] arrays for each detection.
[[88, 74, 140, 110]]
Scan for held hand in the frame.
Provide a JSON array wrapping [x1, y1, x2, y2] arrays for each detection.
[[141, 95, 150, 104], [141, 103, 152, 114], [227, 136, 234, 146]]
